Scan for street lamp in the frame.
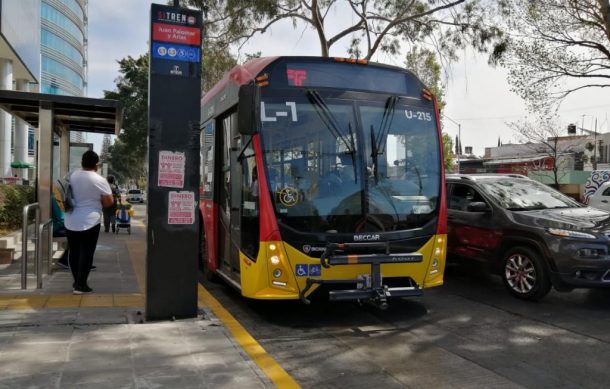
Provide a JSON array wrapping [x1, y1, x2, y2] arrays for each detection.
[[444, 115, 461, 173]]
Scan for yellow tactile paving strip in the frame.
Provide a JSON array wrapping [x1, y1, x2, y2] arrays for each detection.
[[0, 293, 145, 310]]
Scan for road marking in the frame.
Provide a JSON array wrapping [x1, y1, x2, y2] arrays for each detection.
[[198, 284, 301, 389]]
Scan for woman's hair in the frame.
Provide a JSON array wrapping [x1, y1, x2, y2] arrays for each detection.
[[107, 175, 115, 184], [81, 150, 99, 169]]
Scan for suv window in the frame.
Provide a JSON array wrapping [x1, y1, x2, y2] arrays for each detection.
[[128, 190, 141, 194], [449, 184, 488, 211], [602, 187, 610, 196]]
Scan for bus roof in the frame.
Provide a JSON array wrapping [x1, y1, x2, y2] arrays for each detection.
[[201, 56, 278, 107]]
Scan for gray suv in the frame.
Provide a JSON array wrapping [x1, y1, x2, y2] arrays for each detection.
[[447, 174, 610, 300]]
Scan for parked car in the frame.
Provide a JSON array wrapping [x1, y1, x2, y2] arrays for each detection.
[[127, 189, 145, 203], [586, 181, 610, 212], [446, 173, 610, 300]]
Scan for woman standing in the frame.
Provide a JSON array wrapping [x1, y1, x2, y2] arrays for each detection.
[[64, 150, 114, 294]]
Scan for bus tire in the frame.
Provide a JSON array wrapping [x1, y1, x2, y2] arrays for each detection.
[[501, 246, 551, 301]]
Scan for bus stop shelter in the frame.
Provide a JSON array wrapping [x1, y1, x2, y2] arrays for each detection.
[[0, 90, 123, 221]]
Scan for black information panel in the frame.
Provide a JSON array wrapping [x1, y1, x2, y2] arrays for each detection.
[[146, 4, 202, 320]]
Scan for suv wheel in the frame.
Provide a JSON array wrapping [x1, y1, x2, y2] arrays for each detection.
[[502, 246, 551, 300]]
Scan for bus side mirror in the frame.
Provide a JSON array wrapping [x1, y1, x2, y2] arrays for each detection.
[[238, 84, 260, 135]]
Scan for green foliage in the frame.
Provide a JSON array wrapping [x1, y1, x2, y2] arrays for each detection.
[[179, 1, 504, 62], [442, 133, 454, 171], [104, 55, 149, 183], [405, 47, 446, 111], [0, 185, 35, 230], [494, 0, 610, 111]]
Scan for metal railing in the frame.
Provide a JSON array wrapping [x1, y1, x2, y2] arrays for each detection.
[[21, 203, 53, 290], [39, 219, 53, 286]]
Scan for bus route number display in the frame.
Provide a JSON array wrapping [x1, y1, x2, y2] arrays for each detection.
[[168, 191, 195, 225]]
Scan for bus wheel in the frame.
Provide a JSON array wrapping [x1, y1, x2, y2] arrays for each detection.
[[501, 246, 551, 301]]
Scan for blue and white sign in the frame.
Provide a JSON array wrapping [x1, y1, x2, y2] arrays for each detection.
[[152, 42, 200, 63], [295, 264, 308, 277], [309, 264, 321, 277]]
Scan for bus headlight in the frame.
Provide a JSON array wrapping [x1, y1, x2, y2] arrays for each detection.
[[270, 255, 280, 265], [431, 259, 438, 267], [273, 268, 282, 278]]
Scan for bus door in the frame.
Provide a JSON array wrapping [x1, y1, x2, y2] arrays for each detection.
[[218, 112, 242, 279]]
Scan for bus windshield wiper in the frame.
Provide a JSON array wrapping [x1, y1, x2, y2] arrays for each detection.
[[306, 90, 355, 155], [370, 96, 398, 182]]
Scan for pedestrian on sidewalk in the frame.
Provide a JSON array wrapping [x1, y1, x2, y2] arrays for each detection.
[[64, 150, 114, 294], [103, 175, 120, 233]]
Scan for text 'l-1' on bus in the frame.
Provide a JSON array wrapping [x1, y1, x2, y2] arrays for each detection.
[[199, 56, 447, 309]]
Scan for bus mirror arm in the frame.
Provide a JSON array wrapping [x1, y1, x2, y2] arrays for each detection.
[[238, 84, 261, 135]]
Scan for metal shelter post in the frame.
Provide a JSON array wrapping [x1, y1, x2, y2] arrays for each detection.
[[59, 126, 70, 178], [37, 103, 53, 221]]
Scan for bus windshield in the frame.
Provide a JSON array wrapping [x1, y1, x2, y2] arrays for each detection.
[[259, 92, 440, 233]]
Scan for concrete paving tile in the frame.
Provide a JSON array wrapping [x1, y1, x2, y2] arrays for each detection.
[[135, 374, 205, 389], [201, 372, 269, 389], [75, 308, 131, 325], [193, 350, 252, 373], [0, 371, 61, 389], [60, 368, 135, 388], [8, 325, 74, 344], [133, 364, 203, 379], [68, 338, 131, 358], [72, 324, 132, 342]]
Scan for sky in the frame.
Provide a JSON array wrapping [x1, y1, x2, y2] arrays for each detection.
[[86, 0, 610, 156]]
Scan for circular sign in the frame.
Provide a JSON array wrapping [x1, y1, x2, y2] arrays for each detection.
[[187, 16, 196, 25], [168, 47, 177, 57], [278, 187, 299, 207], [157, 46, 167, 56]]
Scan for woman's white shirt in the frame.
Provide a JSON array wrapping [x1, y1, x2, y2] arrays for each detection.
[[64, 170, 112, 231]]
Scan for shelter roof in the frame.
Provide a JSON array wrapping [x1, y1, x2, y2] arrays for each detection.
[[0, 90, 123, 135]]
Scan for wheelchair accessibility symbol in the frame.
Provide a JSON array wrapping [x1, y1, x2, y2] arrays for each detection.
[[295, 264, 308, 277]]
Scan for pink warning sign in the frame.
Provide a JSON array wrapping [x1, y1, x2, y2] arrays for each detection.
[[158, 150, 185, 188], [168, 191, 195, 225]]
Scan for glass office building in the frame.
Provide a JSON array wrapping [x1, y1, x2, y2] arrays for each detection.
[[40, 0, 88, 141]]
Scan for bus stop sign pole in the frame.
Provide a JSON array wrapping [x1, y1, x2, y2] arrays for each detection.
[[147, 4, 202, 320]]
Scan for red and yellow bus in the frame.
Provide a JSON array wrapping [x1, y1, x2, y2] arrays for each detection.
[[200, 56, 446, 308]]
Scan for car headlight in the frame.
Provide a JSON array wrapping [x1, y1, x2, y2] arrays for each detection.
[[547, 228, 597, 240]]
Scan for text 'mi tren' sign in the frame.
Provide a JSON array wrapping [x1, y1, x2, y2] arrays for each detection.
[[147, 4, 202, 320], [150, 6, 202, 78]]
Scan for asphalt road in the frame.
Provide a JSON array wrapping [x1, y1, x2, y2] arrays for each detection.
[[201, 260, 610, 389]]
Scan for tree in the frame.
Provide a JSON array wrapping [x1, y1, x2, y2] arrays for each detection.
[[180, 0, 503, 61], [442, 132, 455, 171], [405, 47, 446, 110], [493, 0, 610, 112], [104, 48, 237, 181], [100, 134, 112, 163], [508, 115, 583, 188], [104, 55, 149, 182]]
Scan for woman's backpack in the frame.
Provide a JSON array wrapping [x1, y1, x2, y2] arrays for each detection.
[[55, 176, 76, 212]]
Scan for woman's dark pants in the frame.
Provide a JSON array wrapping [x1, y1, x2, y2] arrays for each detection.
[[66, 224, 101, 289]]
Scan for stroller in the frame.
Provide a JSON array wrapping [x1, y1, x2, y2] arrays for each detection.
[[115, 202, 133, 234]]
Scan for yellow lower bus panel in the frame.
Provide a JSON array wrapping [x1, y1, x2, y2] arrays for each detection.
[[239, 234, 447, 300]]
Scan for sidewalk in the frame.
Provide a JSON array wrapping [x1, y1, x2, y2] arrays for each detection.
[[0, 206, 273, 388]]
